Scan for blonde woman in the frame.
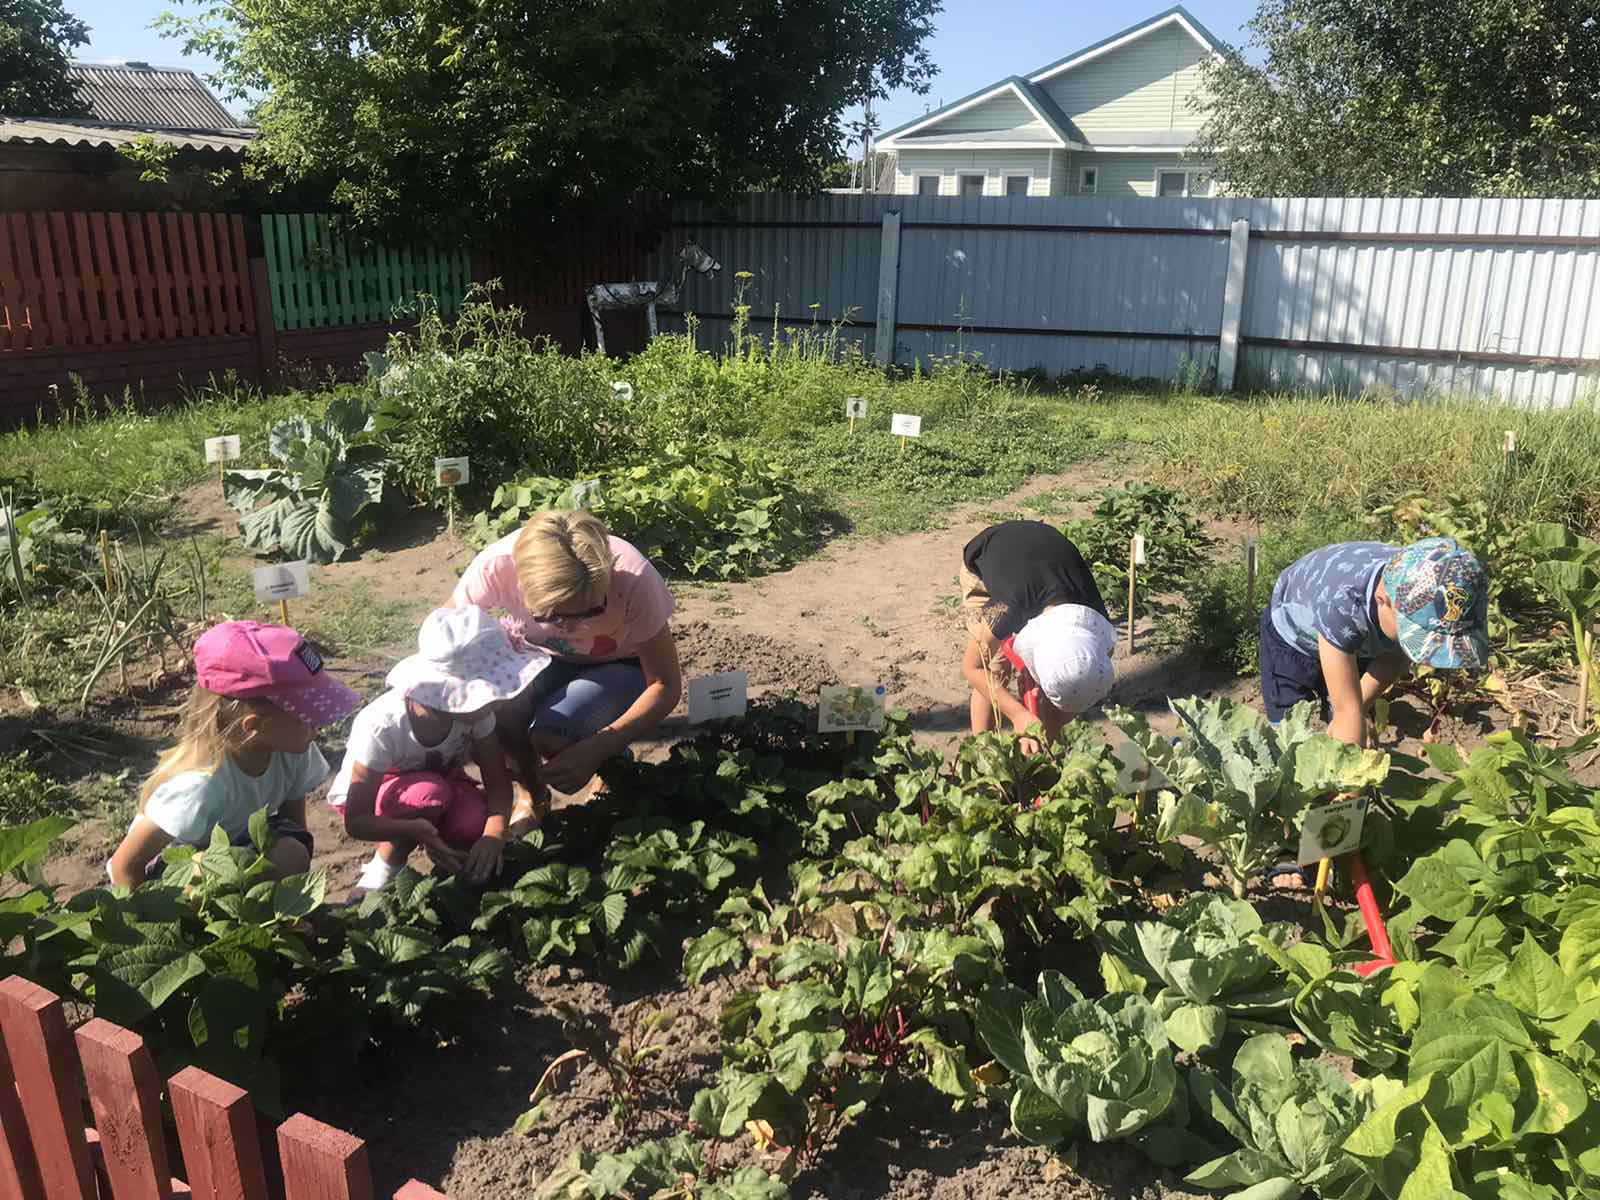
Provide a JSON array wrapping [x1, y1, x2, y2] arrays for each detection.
[[448, 510, 682, 812]]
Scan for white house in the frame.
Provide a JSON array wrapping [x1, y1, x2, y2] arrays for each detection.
[[876, 5, 1225, 199]]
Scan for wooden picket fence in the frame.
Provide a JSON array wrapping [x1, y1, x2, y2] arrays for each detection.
[[0, 976, 449, 1200], [261, 215, 472, 331], [0, 213, 255, 352]]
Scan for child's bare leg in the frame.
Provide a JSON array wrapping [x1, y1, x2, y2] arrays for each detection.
[[970, 687, 999, 734]]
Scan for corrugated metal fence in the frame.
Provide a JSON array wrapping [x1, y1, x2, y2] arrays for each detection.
[[657, 194, 1600, 407]]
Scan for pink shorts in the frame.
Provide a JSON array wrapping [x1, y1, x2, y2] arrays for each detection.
[[374, 771, 488, 850]]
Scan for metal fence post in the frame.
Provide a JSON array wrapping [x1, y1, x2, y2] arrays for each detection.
[[874, 209, 902, 367], [1216, 218, 1250, 391]]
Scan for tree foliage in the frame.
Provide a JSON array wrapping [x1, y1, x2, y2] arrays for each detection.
[[0, 0, 90, 117], [1191, 0, 1600, 198], [160, 0, 940, 243]]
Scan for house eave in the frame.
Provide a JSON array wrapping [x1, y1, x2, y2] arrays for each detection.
[[1027, 7, 1227, 85], [880, 140, 1080, 152]]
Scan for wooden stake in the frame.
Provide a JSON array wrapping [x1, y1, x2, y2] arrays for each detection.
[[1126, 537, 1137, 653], [849, 416, 856, 435], [98, 531, 115, 596], [446, 488, 455, 535], [279, 599, 291, 627], [218, 459, 225, 487], [1245, 537, 1258, 612], [1579, 626, 1593, 729], [899, 435, 907, 454]]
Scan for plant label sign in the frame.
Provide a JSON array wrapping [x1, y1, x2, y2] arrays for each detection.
[[1503, 429, 1517, 455], [205, 435, 241, 463], [612, 381, 635, 403], [571, 479, 602, 508], [890, 413, 922, 438], [688, 671, 748, 724], [818, 684, 888, 733], [1112, 738, 1172, 796], [434, 456, 470, 488], [252, 561, 311, 603], [845, 397, 868, 419], [1297, 795, 1367, 866], [1132, 534, 1147, 566]]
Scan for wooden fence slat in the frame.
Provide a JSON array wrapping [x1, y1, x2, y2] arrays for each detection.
[[146, 214, 177, 340], [0, 977, 95, 1200], [230, 214, 255, 334], [264, 215, 291, 331], [169, 1068, 268, 1200], [92, 213, 129, 343], [75, 1020, 172, 1200], [293, 214, 315, 329], [0, 214, 18, 351], [66, 212, 100, 344], [277, 1114, 375, 1200], [163, 213, 196, 338], [35, 213, 68, 346], [126, 213, 158, 342], [201, 214, 228, 335], [106, 214, 140, 341], [0, 1013, 45, 1200], [208, 216, 237, 335], [185, 214, 215, 338]]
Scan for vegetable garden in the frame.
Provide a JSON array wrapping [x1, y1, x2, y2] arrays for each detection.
[[7, 292, 1600, 1198]]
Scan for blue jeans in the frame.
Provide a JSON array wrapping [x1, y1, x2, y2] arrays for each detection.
[[511, 658, 647, 743]]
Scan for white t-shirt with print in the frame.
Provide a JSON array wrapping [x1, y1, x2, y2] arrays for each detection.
[[142, 747, 331, 847], [326, 689, 496, 808]]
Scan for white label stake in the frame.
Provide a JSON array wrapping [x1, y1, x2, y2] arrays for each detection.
[[845, 397, 868, 419], [890, 413, 922, 438], [205, 435, 241, 464], [688, 671, 748, 724], [1298, 795, 1368, 866], [818, 684, 888, 733], [612, 381, 635, 403], [572, 479, 601, 508], [1132, 533, 1147, 566], [253, 562, 310, 625], [1111, 737, 1173, 796], [1503, 429, 1517, 456]]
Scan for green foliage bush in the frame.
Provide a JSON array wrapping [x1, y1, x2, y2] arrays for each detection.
[[1063, 482, 1211, 617], [473, 443, 815, 579], [0, 752, 71, 824]]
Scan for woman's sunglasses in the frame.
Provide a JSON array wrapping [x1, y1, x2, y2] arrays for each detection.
[[532, 599, 607, 625]]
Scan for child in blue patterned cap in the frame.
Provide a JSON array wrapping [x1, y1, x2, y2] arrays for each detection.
[[1259, 537, 1489, 747]]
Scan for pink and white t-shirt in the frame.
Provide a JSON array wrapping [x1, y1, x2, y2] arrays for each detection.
[[451, 533, 675, 663]]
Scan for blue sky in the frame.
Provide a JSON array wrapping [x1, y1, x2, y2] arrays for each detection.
[[67, 0, 1261, 131]]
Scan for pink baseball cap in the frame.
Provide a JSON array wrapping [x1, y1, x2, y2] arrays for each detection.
[[193, 621, 361, 729]]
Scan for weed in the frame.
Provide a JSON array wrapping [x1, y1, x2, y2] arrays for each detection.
[[0, 752, 73, 824]]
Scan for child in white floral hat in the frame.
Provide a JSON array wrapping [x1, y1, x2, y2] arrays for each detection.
[[329, 605, 549, 897]]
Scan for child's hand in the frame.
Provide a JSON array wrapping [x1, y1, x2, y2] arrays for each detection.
[[411, 821, 465, 874], [462, 834, 504, 884]]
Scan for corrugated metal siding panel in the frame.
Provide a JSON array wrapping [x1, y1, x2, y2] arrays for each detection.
[[923, 91, 1048, 135], [67, 65, 241, 130], [1041, 23, 1209, 138], [651, 194, 1599, 407], [894, 150, 1053, 196]]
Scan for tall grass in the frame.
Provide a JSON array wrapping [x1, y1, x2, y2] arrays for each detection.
[[1158, 392, 1600, 535]]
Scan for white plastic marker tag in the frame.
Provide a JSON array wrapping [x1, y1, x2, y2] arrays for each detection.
[[204, 435, 241, 463], [688, 671, 748, 724], [571, 479, 601, 508], [252, 561, 311, 602], [612, 381, 635, 403], [845, 397, 868, 419], [1133, 534, 1147, 565], [1504, 430, 1517, 454], [818, 683, 888, 733], [434, 456, 470, 488], [1297, 795, 1368, 866], [1112, 737, 1172, 796], [891, 413, 922, 438]]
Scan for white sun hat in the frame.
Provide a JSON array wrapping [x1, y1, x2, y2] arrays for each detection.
[[386, 606, 550, 713], [1013, 604, 1117, 714]]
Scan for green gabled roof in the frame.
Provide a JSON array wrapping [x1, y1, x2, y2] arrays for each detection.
[[879, 5, 1226, 144]]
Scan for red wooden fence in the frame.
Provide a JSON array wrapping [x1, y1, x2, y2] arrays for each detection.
[[0, 212, 255, 351], [0, 976, 451, 1200]]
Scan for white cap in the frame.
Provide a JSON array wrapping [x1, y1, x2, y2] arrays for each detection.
[[1013, 604, 1117, 714], [387, 606, 550, 714]]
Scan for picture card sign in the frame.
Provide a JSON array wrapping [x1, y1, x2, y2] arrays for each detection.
[[845, 397, 868, 419], [688, 671, 748, 724], [571, 479, 602, 508], [1297, 794, 1368, 866], [434, 456, 470, 488], [252, 561, 311, 602], [612, 381, 635, 403], [1111, 737, 1173, 796], [818, 684, 888, 733], [205, 435, 241, 463], [890, 413, 922, 438]]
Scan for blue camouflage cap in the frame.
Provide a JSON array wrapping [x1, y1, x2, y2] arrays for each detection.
[[1381, 538, 1489, 670]]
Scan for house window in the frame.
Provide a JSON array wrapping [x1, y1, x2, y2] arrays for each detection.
[[1157, 170, 1191, 197], [1004, 174, 1031, 197], [915, 175, 940, 197], [1079, 166, 1098, 194], [959, 174, 986, 198]]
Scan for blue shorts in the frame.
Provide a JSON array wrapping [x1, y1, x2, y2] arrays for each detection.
[[1258, 609, 1371, 724], [512, 658, 647, 743]]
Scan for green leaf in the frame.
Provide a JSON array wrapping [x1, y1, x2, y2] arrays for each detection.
[[1010, 1079, 1072, 1146], [1395, 858, 1475, 922], [0, 816, 73, 875], [1165, 1003, 1226, 1054], [94, 933, 207, 1023], [271, 871, 326, 920], [1512, 1050, 1586, 1136], [683, 927, 745, 985], [976, 982, 1031, 1078], [1559, 907, 1600, 982], [1495, 934, 1576, 1021]]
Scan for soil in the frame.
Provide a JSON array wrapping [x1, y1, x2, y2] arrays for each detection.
[[17, 457, 1542, 1198]]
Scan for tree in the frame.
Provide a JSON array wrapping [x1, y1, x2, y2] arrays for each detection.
[[160, 0, 940, 243], [1191, 0, 1600, 197], [0, 0, 90, 117]]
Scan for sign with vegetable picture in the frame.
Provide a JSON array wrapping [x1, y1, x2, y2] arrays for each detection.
[[434, 457, 470, 488], [688, 671, 748, 724], [1111, 736, 1173, 796], [1296, 794, 1367, 866], [818, 683, 887, 732], [571, 479, 602, 508], [845, 397, 868, 419]]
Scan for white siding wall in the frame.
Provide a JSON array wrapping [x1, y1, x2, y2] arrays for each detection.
[[893, 150, 1053, 197], [931, 90, 1051, 136], [1039, 22, 1211, 138], [1062, 153, 1204, 197]]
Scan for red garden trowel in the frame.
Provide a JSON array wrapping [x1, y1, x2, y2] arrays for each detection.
[[1342, 852, 1397, 976]]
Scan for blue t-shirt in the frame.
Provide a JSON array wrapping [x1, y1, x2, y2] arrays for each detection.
[[1269, 542, 1402, 660]]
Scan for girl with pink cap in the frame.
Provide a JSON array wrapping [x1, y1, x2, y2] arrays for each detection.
[[108, 621, 362, 888], [329, 605, 549, 897]]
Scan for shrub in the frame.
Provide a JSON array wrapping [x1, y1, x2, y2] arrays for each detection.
[[1063, 483, 1212, 617], [0, 752, 72, 825]]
